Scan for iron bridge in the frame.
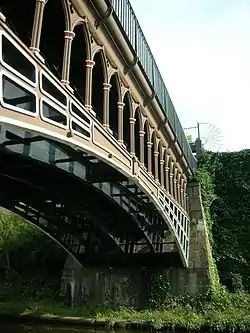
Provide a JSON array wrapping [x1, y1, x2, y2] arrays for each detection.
[[0, 1, 194, 268]]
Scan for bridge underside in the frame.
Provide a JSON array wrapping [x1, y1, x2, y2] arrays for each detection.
[[0, 124, 183, 267]]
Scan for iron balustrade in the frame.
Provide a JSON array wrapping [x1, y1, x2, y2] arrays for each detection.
[[110, 0, 197, 170], [0, 29, 92, 141]]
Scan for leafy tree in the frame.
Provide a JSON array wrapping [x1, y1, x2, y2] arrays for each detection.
[[0, 208, 66, 300], [0, 209, 30, 273]]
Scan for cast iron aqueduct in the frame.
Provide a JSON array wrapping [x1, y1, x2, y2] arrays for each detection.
[[0, 0, 196, 268]]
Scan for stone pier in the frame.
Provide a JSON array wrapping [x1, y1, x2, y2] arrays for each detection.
[[60, 181, 212, 307]]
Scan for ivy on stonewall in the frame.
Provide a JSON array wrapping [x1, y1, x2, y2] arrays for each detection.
[[147, 271, 170, 308], [196, 149, 250, 293]]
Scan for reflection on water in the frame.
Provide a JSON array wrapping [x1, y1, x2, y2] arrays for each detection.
[[0, 324, 114, 333]]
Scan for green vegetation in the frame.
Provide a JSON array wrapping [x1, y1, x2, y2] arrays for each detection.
[[1, 149, 250, 331], [1, 293, 250, 331], [0, 209, 65, 301], [197, 150, 250, 293], [147, 271, 170, 309]]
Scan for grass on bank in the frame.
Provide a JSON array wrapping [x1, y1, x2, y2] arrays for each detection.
[[1, 292, 250, 331]]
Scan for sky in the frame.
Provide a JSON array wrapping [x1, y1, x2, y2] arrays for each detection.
[[130, 0, 250, 152]]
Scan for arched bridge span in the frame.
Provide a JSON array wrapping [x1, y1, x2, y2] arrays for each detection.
[[0, 2, 192, 267]]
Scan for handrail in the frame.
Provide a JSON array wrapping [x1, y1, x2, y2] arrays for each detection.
[[110, 0, 197, 170]]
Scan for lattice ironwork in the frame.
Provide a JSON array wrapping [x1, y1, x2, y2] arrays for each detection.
[[0, 125, 182, 260]]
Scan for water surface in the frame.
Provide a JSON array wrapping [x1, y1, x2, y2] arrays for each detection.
[[0, 324, 113, 333]]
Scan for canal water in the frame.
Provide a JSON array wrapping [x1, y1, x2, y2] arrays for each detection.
[[0, 324, 116, 333]]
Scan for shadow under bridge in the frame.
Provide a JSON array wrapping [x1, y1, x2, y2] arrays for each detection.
[[0, 124, 183, 267]]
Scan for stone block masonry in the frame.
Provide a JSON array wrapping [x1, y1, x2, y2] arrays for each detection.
[[60, 181, 212, 307]]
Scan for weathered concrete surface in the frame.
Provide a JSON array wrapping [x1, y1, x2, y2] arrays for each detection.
[[60, 181, 212, 306], [183, 180, 212, 295], [60, 260, 148, 307]]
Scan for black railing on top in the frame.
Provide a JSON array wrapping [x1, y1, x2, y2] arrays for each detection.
[[109, 0, 196, 170]]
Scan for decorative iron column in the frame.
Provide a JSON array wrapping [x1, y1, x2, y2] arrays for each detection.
[[85, 60, 95, 113], [165, 153, 170, 193], [183, 181, 187, 212], [169, 160, 174, 196], [61, 31, 75, 85], [139, 130, 145, 165], [118, 102, 125, 144], [160, 158, 165, 187], [153, 150, 159, 181], [173, 166, 178, 201], [103, 83, 111, 129], [30, 0, 47, 52], [186, 193, 189, 214], [180, 177, 184, 208], [177, 172, 181, 204], [147, 142, 152, 175], [129, 117, 135, 155]]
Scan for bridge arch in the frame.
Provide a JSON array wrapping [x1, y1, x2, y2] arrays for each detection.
[[0, 187, 124, 269], [163, 149, 168, 192], [151, 131, 158, 180], [0, 204, 83, 268], [0, 123, 167, 260], [143, 119, 150, 171], [92, 50, 107, 123], [108, 72, 121, 138], [72, 21, 91, 59], [134, 107, 142, 161], [40, 0, 66, 80], [61, 0, 71, 31], [132, 105, 143, 128], [158, 142, 164, 186], [122, 91, 132, 151], [169, 157, 175, 197], [0, 113, 189, 266], [71, 17, 87, 32], [69, 23, 90, 104]]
